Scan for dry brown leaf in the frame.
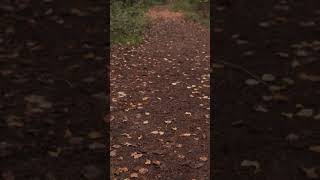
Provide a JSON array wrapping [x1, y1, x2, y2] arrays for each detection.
[[88, 131, 102, 139], [180, 133, 191, 137], [114, 167, 128, 175], [145, 159, 151, 165], [138, 167, 149, 174], [241, 160, 260, 173], [309, 145, 320, 153], [6, 115, 24, 127], [143, 121, 149, 124], [64, 128, 72, 138], [130, 173, 139, 178], [83, 52, 95, 59], [199, 156, 208, 161], [152, 160, 161, 166], [48, 148, 61, 157], [110, 150, 117, 157], [131, 152, 143, 159], [301, 167, 319, 179], [298, 73, 320, 82], [272, 93, 289, 101]]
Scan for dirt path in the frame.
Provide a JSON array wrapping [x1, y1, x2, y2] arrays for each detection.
[[110, 6, 210, 179]]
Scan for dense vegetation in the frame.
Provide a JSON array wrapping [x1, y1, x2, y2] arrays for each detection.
[[111, 0, 165, 44], [171, 0, 210, 26], [110, 0, 209, 44]]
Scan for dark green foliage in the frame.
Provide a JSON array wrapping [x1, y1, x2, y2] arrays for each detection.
[[171, 0, 209, 26], [111, 1, 146, 44], [111, 0, 166, 44]]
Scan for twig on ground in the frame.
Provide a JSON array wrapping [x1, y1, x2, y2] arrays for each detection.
[[213, 60, 269, 86]]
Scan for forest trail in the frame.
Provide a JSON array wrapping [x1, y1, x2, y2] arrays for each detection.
[[111, 5, 210, 179]]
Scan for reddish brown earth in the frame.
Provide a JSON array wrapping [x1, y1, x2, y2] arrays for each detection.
[[110, 6, 210, 179], [0, 0, 107, 179], [213, 0, 320, 179]]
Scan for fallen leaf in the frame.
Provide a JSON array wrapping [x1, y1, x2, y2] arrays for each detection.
[[151, 131, 164, 135], [112, 144, 121, 149], [301, 167, 319, 179], [262, 96, 273, 101], [48, 148, 61, 157], [130, 173, 139, 178], [83, 52, 95, 59], [6, 115, 24, 127], [24, 95, 52, 109], [314, 114, 320, 120], [296, 109, 314, 117], [269, 85, 285, 91], [298, 73, 320, 82], [164, 120, 172, 124], [143, 121, 149, 124], [145, 159, 151, 165], [117, 91, 127, 98], [241, 160, 260, 173], [64, 128, 72, 138], [245, 79, 259, 86], [309, 145, 320, 153], [254, 105, 268, 112], [199, 156, 208, 161], [131, 152, 143, 159], [88, 131, 102, 139], [272, 93, 289, 101], [281, 112, 293, 118], [115, 167, 128, 174], [70, 8, 87, 16], [180, 133, 191, 137], [110, 150, 117, 157], [138, 167, 148, 174], [282, 78, 295, 85], [152, 160, 161, 166], [285, 133, 299, 141], [193, 163, 205, 168], [262, 74, 275, 81]]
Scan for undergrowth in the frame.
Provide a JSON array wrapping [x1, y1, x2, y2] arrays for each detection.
[[170, 0, 210, 27], [111, 0, 165, 45]]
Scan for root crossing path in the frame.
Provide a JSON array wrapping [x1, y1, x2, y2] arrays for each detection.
[[111, 6, 210, 179]]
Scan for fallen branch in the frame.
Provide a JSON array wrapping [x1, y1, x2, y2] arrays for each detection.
[[213, 60, 269, 86]]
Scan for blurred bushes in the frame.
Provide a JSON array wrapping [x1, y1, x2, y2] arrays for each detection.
[[171, 0, 210, 26], [111, 0, 166, 44]]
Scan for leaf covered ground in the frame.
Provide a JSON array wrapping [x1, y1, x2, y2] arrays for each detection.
[[111, 6, 210, 179], [213, 0, 320, 179]]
